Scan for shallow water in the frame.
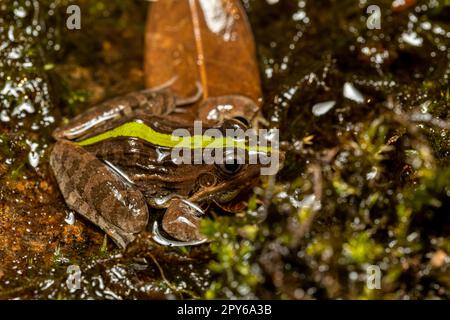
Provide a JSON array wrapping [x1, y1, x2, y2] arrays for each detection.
[[0, 0, 449, 299]]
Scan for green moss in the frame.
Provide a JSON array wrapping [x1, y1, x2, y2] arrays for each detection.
[[201, 217, 262, 299], [343, 232, 384, 264]]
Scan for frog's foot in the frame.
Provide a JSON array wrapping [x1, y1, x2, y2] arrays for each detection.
[[152, 222, 207, 247], [144, 75, 178, 92], [143, 78, 202, 107], [173, 82, 203, 107], [151, 199, 208, 247]]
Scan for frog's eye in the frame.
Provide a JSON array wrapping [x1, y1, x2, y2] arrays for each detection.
[[217, 153, 244, 175], [222, 118, 249, 131], [218, 162, 242, 175], [232, 116, 249, 128]]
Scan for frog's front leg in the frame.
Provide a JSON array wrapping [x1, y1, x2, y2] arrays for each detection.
[[50, 140, 149, 249], [152, 199, 207, 247]]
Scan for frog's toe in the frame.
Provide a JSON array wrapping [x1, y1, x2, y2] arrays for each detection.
[[106, 225, 136, 250], [174, 81, 203, 106], [152, 221, 207, 247]]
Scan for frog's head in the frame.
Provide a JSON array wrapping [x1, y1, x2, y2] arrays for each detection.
[[155, 117, 283, 246], [184, 118, 282, 211], [187, 152, 261, 210]]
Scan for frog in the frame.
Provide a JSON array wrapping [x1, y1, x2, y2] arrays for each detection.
[[49, 86, 272, 250]]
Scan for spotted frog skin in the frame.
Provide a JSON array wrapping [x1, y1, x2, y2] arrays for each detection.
[[50, 88, 266, 249]]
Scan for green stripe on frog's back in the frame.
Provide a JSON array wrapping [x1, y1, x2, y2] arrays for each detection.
[[76, 121, 272, 153]]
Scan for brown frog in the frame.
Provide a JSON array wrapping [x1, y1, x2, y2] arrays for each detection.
[[50, 87, 273, 250]]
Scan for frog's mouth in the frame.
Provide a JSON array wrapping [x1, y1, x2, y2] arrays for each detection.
[[188, 178, 257, 213]]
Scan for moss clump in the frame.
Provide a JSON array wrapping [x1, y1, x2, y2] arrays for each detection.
[[204, 0, 450, 299]]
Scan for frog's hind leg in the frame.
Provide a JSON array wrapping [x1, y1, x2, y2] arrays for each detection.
[[50, 140, 149, 250], [53, 80, 203, 142], [53, 90, 178, 141]]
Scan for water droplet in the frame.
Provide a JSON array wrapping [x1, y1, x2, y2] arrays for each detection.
[[207, 109, 220, 121], [8, 27, 15, 42], [401, 31, 423, 47], [12, 101, 35, 116], [8, 48, 22, 60], [65, 211, 76, 225], [366, 167, 378, 180], [343, 82, 364, 103], [14, 7, 27, 18], [156, 148, 170, 162], [27, 141, 40, 168], [198, 0, 235, 41], [312, 101, 336, 116], [0, 110, 10, 122]]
